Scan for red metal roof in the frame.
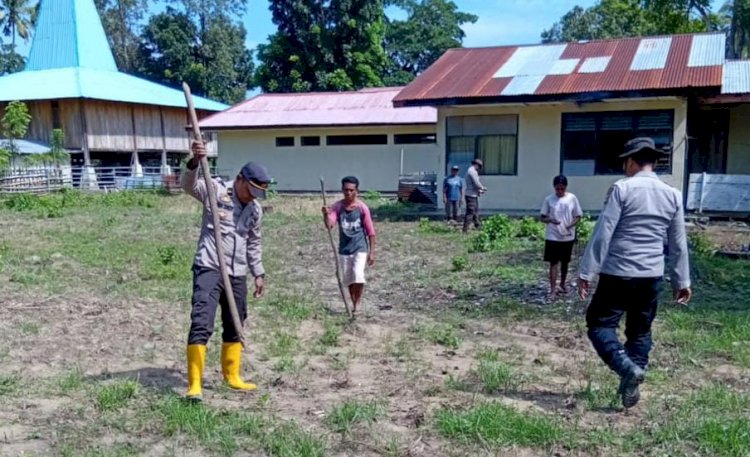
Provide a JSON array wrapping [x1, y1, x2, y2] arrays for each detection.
[[200, 87, 436, 130], [394, 33, 726, 106]]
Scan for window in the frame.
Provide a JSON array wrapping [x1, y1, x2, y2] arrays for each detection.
[[301, 136, 320, 146], [446, 115, 518, 175], [394, 133, 437, 144], [561, 110, 674, 176], [326, 134, 388, 146], [275, 136, 294, 147]]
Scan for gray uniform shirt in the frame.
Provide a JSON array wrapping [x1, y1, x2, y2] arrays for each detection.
[[465, 166, 484, 198], [579, 171, 690, 289], [182, 167, 265, 278]]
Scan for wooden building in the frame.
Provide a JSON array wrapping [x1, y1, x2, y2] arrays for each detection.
[[0, 0, 226, 172]]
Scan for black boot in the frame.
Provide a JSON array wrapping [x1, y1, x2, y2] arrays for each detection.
[[612, 351, 645, 408]]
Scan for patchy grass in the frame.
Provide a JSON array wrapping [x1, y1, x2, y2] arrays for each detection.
[[413, 323, 462, 349], [325, 400, 383, 434], [96, 379, 140, 411], [436, 403, 567, 449]]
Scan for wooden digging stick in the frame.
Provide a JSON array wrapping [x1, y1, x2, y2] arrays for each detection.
[[183, 82, 246, 347], [320, 177, 353, 319]]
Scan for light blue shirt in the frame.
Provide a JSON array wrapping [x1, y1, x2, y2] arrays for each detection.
[[443, 175, 464, 201], [579, 171, 690, 289]]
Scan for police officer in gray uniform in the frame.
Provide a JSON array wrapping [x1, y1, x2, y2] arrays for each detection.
[[578, 137, 692, 408]]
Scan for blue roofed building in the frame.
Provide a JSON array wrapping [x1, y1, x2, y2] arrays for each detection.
[[0, 0, 227, 175]]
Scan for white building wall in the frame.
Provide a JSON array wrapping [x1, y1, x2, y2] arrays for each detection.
[[437, 98, 688, 212], [214, 125, 439, 192]]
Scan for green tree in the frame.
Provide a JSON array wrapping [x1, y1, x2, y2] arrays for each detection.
[[542, 0, 722, 43], [0, 43, 23, 74], [0, 0, 35, 52], [1, 100, 31, 156], [383, 0, 477, 86], [256, 0, 387, 92], [722, 0, 750, 58], [139, 7, 253, 104], [94, 0, 150, 73], [26, 129, 69, 167]]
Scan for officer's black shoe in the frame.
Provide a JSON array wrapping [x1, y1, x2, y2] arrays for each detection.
[[618, 364, 645, 409]]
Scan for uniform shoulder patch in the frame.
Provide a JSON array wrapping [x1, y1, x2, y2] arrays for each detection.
[[604, 185, 615, 204]]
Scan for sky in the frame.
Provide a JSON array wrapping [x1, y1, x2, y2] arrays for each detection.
[[17, 0, 599, 57]]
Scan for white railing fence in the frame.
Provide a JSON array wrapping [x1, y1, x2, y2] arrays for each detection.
[[0, 166, 221, 195]]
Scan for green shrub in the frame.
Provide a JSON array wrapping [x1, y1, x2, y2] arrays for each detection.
[[689, 231, 715, 257], [451, 255, 468, 272], [517, 217, 544, 240], [482, 214, 515, 241], [576, 214, 595, 244]]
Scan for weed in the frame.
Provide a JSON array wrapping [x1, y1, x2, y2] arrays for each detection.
[[319, 318, 342, 347], [418, 217, 453, 234], [325, 400, 383, 434], [59, 367, 86, 393], [518, 216, 545, 240], [96, 379, 139, 411], [267, 332, 299, 358], [436, 402, 566, 448], [482, 214, 516, 241], [689, 231, 716, 256], [362, 190, 382, 200], [262, 421, 327, 457], [451, 255, 468, 272], [20, 321, 40, 335], [0, 374, 20, 396], [576, 214, 595, 244], [416, 323, 462, 349], [476, 360, 522, 393]]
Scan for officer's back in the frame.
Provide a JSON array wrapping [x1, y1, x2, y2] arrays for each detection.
[[604, 172, 682, 278]]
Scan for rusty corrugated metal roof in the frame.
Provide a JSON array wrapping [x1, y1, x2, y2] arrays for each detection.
[[200, 87, 436, 129], [394, 33, 727, 106]]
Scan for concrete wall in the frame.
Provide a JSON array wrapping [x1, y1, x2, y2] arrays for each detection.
[[436, 98, 688, 212], [727, 104, 750, 174], [215, 125, 439, 192]]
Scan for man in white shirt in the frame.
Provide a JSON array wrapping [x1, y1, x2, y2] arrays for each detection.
[[541, 175, 582, 298]]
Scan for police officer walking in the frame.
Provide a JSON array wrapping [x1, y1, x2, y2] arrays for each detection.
[[577, 137, 692, 408]]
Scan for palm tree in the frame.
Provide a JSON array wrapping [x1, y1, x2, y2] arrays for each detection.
[[0, 0, 36, 52]]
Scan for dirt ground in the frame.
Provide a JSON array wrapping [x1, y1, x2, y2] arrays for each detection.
[[1, 194, 748, 457]]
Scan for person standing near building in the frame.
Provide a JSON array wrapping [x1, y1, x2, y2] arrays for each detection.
[[443, 165, 464, 222], [463, 158, 487, 233], [578, 137, 692, 409], [182, 140, 271, 402], [541, 175, 582, 298]]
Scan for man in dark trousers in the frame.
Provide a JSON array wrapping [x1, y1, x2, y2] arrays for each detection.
[[578, 137, 692, 408], [443, 165, 464, 222], [182, 141, 271, 402], [463, 158, 487, 233]]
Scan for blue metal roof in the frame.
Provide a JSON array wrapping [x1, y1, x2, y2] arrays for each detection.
[[26, 0, 117, 71], [0, 0, 228, 111], [0, 68, 228, 110]]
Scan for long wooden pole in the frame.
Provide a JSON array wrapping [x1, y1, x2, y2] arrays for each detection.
[[321, 177, 353, 319], [183, 83, 246, 347]]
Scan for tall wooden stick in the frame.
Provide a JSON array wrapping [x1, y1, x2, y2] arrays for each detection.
[[183, 82, 246, 347], [321, 177, 353, 319]]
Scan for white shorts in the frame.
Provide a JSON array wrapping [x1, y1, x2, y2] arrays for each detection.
[[339, 252, 367, 286]]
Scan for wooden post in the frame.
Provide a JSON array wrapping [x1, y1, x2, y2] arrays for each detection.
[[78, 100, 91, 167]]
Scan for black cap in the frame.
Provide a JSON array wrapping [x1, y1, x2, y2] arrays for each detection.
[[620, 137, 668, 158], [239, 162, 271, 199], [451, 165, 460, 170]]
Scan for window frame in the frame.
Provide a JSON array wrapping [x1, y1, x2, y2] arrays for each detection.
[[325, 134, 388, 146], [275, 136, 295, 147], [560, 109, 675, 176], [301, 136, 321, 147], [445, 115, 519, 176], [394, 133, 437, 145]]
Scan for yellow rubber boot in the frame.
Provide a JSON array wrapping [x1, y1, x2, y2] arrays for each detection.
[[186, 344, 206, 401], [221, 342, 257, 391]]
